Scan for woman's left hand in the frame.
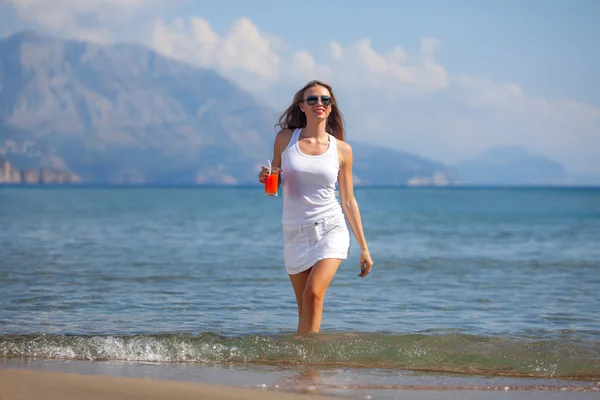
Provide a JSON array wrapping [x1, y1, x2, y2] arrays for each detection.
[[358, 249, 373, 278]]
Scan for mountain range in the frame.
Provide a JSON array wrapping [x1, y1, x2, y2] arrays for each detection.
[[455, 146, 599, 186], [455, 146, 567, 186], [0, 30, 593, 186]]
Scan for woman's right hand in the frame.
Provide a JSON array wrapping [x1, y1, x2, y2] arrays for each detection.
[[258, 166, 268, 184]]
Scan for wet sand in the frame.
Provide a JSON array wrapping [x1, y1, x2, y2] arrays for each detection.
[[0, 368, 341, 400], [2, 367, 599, 400]]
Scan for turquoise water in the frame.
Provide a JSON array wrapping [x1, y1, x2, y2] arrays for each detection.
[[1, 187, 599, 395]]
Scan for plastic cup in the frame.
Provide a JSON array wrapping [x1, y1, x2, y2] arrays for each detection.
[[264, 167, 280, 196]]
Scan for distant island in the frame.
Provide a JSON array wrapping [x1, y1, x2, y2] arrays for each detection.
[[0, 158, 80, 185], [0, 30, 457, 187], [0, 30, 596, 187]]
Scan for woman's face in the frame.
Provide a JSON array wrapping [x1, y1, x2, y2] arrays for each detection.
[[299, 85, 333, 123]]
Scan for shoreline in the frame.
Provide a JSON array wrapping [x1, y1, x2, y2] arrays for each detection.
[[0, 368, 341, 400], [1, 364, 598, 400]]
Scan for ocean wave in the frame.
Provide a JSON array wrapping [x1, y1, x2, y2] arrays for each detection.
[[1, 332, 598, 380]]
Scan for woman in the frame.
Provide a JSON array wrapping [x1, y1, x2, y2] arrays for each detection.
[[259, 80, 373, 334]]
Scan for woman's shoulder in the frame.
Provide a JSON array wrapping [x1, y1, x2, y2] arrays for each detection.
[[276, 128, 294, 140], [335, 139, 353, 167], [335, 138, 352, 156], [274, 128, 295, 153]]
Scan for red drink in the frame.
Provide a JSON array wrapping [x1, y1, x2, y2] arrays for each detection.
[[265, 169, 279, 196]]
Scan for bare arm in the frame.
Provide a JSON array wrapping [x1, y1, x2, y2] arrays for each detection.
[[337, 141, 374, 277], [259, 129, 292, 184]]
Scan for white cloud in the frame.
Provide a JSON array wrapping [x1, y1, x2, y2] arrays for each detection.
[[289, 51, 317, 78], [326, 38, 448, 93], [457, 75, 523, 108], [5, 0, 176, 43], [150, 15, 599, 174], [219, 18, 280, 79], [329, 41, 343, 59], [4, 6, 598, 175], [361, 76, 600, 174], [152, 18, 448, 95], [152, 17, 280, 89]]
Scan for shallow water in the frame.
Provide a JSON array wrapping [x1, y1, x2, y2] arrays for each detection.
[[1, 186, 599, 395]]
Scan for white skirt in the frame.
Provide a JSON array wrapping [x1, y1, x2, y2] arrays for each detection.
[[282, 213, 351, 275]]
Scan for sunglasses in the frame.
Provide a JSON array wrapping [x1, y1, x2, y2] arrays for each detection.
[[303, 95, 333, 106]]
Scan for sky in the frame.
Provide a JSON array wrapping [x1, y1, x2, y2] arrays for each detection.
[[1, 0, 599, 175]]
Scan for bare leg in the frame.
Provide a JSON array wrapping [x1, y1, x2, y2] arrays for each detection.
[[288, 268, 312, 332], [298, 258, 343, 333]]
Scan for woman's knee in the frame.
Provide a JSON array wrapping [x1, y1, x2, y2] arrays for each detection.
[[300, 259, 339, 309], [302, 284, 325, 306]]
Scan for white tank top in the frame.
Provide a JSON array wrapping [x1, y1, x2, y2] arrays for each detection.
[[281, 128, 343, 225]]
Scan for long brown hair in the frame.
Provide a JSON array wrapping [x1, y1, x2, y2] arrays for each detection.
[[275, 80, 346, 141]]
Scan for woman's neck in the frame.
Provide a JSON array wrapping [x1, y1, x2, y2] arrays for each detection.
[[301, 119, 328, 139]]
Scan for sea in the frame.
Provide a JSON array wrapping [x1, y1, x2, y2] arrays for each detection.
[[1, 186, 599, 399]]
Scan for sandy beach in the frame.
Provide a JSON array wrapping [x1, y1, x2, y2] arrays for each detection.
[[0, 368, 341, 400], [2, 367, 599, 400]]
